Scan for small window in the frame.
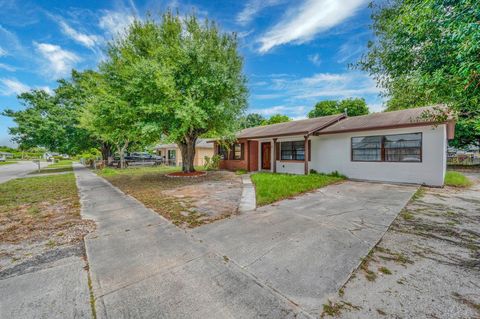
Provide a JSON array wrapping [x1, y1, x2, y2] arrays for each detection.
[[217, 145, 228, 160], [233, 143, 244, 160], [351, 133, 422, 162], [280, 141, 305, 161]]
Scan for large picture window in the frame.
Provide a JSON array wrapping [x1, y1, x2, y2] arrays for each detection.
[[352, 133, 422, 162], [280, 141, 305, 161]]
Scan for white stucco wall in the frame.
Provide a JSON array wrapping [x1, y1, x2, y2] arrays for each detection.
[[310, 124, 447, 186]]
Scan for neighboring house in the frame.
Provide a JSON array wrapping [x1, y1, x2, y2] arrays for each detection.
[[154, 139, 214, 167], [0, 152, 12, 162], [214, 106, 455, 186]]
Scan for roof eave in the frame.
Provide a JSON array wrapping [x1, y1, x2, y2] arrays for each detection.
[[314, 121, 447, 136]]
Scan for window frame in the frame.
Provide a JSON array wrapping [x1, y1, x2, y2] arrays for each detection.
[[232, 143, 244, 160], [351, 132, 422, 163], [280, 140, 305, 161]]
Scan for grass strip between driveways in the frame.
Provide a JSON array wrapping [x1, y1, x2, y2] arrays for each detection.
[[0, 161, 17, 166], [251, 172, 345, 206], [444, 171, 472, 187], [29, 160, 74, 174]]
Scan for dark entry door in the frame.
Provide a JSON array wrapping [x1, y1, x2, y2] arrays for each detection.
[[261, 142, 271, 170]]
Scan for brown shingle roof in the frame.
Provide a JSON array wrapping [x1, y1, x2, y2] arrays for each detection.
[[317, 105, 447, 135], [236, 114, 345, 139]]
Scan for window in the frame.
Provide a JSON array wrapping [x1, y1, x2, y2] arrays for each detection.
[[384, 133, 422, 162], [217, 145, 228, 160], [352, 133, 422, 162], [352, 136, 382, 161], [233, 143, 244, 160], [280, 141, 305, 161]]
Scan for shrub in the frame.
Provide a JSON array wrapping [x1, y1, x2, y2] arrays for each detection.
[[204, 154, 221, 171], [309, 169, 318, 174], [444, 171, 472, 187]]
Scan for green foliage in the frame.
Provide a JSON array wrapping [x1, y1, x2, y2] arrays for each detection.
[[203, 154, 221, 170], [251, 172, 344, 206], [358, 0, 480, 147], [239, 113, 265, 128], [444, 171, 472, 187], [262, 114, 290, 125], [308, 98, 369, 118], [2, 72, 96, 154], [99, 12, 247, 172]]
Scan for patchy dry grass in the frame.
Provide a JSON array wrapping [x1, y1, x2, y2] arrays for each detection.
[[321, 300, 361, 318], [0, 173, 91, 244], [324, 174, 480, 318], [100, 168, 241, 228]]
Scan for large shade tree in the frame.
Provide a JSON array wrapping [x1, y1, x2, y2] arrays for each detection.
[[79, 71, 143, 168], [2, 71, 97, 155], [357, 0, 480, 147], [308, 98, 369, 118], [101, 12, 247, 172]]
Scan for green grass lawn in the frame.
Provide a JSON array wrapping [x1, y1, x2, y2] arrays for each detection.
[[30, 159, 73, 174], [444, 171, 472, 187], [0, 161, 17, 166], [251, 172, 345, 206]]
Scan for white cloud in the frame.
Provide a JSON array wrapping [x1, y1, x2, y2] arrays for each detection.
[[250, 105, 308, 118], [257, 0, 366, 53], [308, 53, 321, 66], [99, 10, 136, 38], [0, 63, 16, 72], [254, 71, 380, 102], [237, 0, 284, 25], [35, 43, 80, 78], [0, 78, 30, 96], [0, 46, 6, 56], [36, 86, 53, 95], [58, 20, 101, 48]]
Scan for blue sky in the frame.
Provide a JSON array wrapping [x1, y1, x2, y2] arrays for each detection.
[[0, 0, 384, 147]]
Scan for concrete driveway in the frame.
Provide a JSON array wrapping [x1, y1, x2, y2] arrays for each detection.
[[191, 181, 417, 315], [74, 166, 417, 318], [0, 161, 46, 184]]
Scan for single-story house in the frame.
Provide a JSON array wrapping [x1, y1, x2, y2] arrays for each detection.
[[214, 105, 455, 186], [154, 138, 214, 167]]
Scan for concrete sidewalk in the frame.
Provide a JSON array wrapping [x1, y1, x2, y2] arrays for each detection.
[[74, 165, 307, 319]]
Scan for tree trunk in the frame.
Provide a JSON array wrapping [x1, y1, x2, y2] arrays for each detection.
[[178, 136, 197, 173], [117, 141, 129, 169], [100, 142, 112, 162]]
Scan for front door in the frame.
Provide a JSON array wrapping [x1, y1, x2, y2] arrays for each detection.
[[261, 142, 271, 170]]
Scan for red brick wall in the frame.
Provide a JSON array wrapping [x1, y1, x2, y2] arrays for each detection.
[[215, 139, 250, 171]]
